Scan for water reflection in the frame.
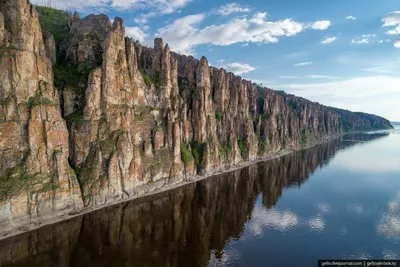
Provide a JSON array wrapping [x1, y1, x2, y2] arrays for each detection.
[[308, 216, 325, 232], [0, 132, 390, 267], [376, 192, 400, 242]]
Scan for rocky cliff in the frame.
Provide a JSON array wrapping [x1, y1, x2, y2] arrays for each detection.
[[0, 1, 393, 235]]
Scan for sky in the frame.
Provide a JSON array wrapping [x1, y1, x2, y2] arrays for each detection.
[[33, 0, 400, 121]]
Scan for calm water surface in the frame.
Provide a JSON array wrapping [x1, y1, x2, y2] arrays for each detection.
[[0, 129, 399, 267]]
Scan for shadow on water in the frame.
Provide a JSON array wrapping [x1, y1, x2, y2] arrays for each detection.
[[0, 132, 389, 267]]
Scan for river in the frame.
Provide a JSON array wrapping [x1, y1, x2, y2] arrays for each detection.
[[0, 129, 399, 267]]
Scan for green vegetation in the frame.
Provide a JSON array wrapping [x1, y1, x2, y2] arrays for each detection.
[[100, 139, 117, 155], [65, 112, 85, 125], [140, 70, 163, 91], [0, 166, 34, 201], [300, 129, 308, 145], [53, 63, 81, 88], [287, 100, 299, 110], [27, 94, 55, 107], [238, 139, 248, 159], [180, 144, 193, 164], [134, 114, 145, 122], [68, 166, 77, 179], [153, 71, 163, 91], [36, 6, 100, 94], [153, 125, 162, 133], [149, 106, 159, 111], [258, 140, 266, 155], [0, 44, 18, 60], [142, 71, 153, 87], [53, 60, 98, 90], [77, 167, 95, 187], [38, 181, 59, 193], [191, 141, 206, 168], [112, 103, 131, 110], [219, 143, 231, 159], [35, 6, 71, 48], [0, 96, 13, 106], [192, 88, 201, 100], [178, 76, 189, 87], [215, 111, 223, 121], [340, 117, 351, 133]]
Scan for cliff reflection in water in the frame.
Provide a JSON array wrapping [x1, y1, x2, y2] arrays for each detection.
[[0, 133, 389, 267]]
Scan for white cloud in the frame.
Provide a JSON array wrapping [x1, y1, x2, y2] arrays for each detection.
[[386, 30, 399, 35], [346, 16, 356, 20], [382, 11, 400, 35], [278, 76, 400, 98], [352, 34, 386, 45], [377, 193, 400, 241], [126, 26, 148, 43], [276, 76, 400, 121], [112, 0, 193, 12], [31, 0, 109, 10], [308, 217, 325, 232], [227, 62, 256, 75], [311, 20, 331, 30], [307, 74, 336, 79], [321, 36, 337, 44], [340, 228, 348, 235], [383, 250, 399, 260], [32, 0, 193, 20], [352, 38, 369, 44], [279, 74, 335, 79], [241, 43, 249, 47], [248, 205, 299, 236], [156, 12, 306, 54], [278, 75, 301, 79], [362, 66, 393, 74], [134, 13, 154, 25], [347, 203, 364, 216], [317, 203, 330, 214], [394, 40, 400, 48], [217, 3, 250, 16], [134, 0, 194, 25], [294, 61, 313, 67]]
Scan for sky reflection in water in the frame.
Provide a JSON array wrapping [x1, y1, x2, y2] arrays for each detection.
[[210, 129, 400, 266]]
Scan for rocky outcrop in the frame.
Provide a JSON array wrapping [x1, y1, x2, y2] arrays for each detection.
[[66, 12, 111, 69], [42, 30, 56, 65], [0, 0, 83, 234], [0, 1, 393, 236]]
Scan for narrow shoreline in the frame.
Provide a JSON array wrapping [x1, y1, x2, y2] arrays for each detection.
[[0, 132, 362, 241]]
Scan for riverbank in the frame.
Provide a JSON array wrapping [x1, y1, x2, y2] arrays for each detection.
[[0, 132, 352, 241]]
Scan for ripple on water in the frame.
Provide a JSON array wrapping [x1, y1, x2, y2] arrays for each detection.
[[308, 217, 325, 232], [376, 194, 400, 242], [383, 249, 399, 260]]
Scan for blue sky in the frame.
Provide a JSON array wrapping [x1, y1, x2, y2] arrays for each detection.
[[33, 0, 400, 121]]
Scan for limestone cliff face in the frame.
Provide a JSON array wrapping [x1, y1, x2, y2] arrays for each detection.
[[0, 1, 393, 235], [0, 0, 82, 233]]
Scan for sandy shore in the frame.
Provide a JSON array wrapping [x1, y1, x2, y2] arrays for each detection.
[[0, 134, 341, 241]]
